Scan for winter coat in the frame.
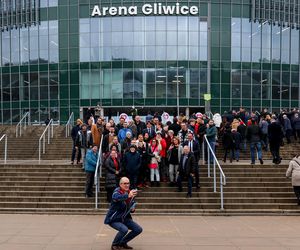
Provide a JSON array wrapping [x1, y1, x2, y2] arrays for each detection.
[[123, 151, 141, 175], [169, 122, 181, 136], [286, 157, 300, 186], [231, 131, 242, 149], [148, 145, 161, 169], [178, 152, 196, 177], [283, 118, 292, 131], [246, 124, 261, 143], [104, 187, 136, 224], [104, 156, 121, 189], [259, 120, 269, 135], [268, 122, 284, 145], [206, 125, 217, 142], [135, 121, 146, 136], [292, 117, 300, 130], [76, 130, 93, 149], [222, 129, 234, 149], [167, 145, 183, 165], [91, 124, 103, 147], [183, 139, 200, 161], [158, 138, 167, 158], [71, 125, 81, 142], [118, 128, 132, 143], [84, 149, 98, 172], [178, 129, 193, 145]]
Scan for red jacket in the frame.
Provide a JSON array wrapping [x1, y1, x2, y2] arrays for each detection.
[[158, 138, 167, 157]]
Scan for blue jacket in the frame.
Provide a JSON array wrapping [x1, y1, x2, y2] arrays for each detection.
[[123, 151, 141, 175], [104, 187, 136, 224], [118, 128, 132, 143], [84, 149, 98, 172]]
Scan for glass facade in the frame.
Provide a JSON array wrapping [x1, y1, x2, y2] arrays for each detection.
[[0, 0, 299, 124]]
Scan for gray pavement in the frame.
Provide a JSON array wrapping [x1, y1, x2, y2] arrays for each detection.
[[0, 214, 299, 249]]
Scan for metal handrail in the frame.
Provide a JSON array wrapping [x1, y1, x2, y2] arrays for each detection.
[[0, 134, 7, 164], [65, 112, 74, 138], [203, 135, 226, 210], [16, 112, 30, 137], [95, 135, 104, 209], [38, 119, 54, 164]]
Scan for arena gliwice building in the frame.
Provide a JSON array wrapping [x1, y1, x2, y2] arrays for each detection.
[[0, 0, 300, 123]]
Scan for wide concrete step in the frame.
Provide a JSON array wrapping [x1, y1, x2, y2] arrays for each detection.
[[0, 190, 295, 198], [0, 196, 297, 204]]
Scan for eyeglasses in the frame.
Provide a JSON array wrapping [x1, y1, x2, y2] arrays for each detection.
[[121, 182, 130, 185]]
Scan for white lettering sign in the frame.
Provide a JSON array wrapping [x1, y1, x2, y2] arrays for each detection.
[[91, 4, 199, 17]]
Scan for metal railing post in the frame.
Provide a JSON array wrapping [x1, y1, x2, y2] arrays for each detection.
[[204, 135, 226, 210], [0, 135, 8, 164], [95, 135, 104, 209], [16, 112, 30, 138], [202, 140, 205, 165], [213, 158, 216, 193], [220, 171, 224, 210], [207, 141, 210, 177], [4, 136, 7, 164], [65, 113, 74, 138], [38, 119, 53, 163]]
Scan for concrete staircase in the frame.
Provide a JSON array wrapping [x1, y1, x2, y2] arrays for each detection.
[[0, 125, 71, 161], [0, 161, 298, 215], [0, 125, 299, 215]]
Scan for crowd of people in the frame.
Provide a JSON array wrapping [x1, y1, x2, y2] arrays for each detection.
[[70, 107, 300, 202]]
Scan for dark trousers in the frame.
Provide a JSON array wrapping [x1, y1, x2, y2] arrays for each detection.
[[129, 173, 138, 190], [194, 162, 200, 188], [85, 171, 94, 196], [138, 163, 149, 185], [293, 186, 300, 201], [110, 219, 143, 246], [177, 174, 193, 195], [159, 157, 168, 180], [106, 187, 115, 202], [223, 148, 234, 162], [71, 142, 81, 162], [269, 143, 281, 163], [296, 129, 300, 141], [285, 129, 292, 143]]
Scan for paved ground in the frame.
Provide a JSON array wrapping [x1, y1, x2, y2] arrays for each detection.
[[0, 215, 299, 250]]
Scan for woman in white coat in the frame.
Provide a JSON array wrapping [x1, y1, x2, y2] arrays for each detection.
[[286, 155, 300, 205]]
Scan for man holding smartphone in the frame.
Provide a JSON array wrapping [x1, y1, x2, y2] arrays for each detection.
[[104, 177, 143, 250]]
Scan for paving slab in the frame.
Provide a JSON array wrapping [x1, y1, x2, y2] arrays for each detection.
[[0, 214, 299, 250]]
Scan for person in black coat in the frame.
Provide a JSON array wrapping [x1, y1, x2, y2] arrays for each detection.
[[71, 119, 82, 164], [142, 121, 156, 139], [231, 129, 242, 162], [222, 125, 234, 163], [268, 119, 284, 164], [104, 150, 122, 202], [177, 145, 196, 198], [183, 132, 200, 189], [122, 145, 141, 189], [169, 117, 181, 136], [134, 115, 146, 136]]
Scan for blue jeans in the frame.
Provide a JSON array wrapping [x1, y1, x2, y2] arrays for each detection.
[[234, 149, 240, 160], [250, 142, 262, 163], [110, 219, 143, 246], [208, 141, 216, 163], [177, 174, 193, 195]]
